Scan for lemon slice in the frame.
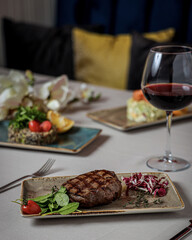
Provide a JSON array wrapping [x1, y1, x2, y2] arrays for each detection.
[[47, 110, 74, 133]]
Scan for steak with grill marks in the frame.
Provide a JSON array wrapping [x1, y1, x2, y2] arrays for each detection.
[[62, 170, 122, 208]]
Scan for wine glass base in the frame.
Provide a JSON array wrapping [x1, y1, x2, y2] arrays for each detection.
[[146, 156, 191, 172]]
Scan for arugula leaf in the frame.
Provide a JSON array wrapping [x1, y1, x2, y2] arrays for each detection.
[[35, 202, 49, 208], [10, 106, 47, 129], [40, 208, 49, 214], [57, 186, 67, 193], [48, 202, 55, 212], [29, 193, 52, 202], [42, 202, 79, 216], [59, 202, 79, 215]]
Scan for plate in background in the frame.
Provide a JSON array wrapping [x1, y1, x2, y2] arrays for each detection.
[[87, 106, 192, 131], [0, 121, 102, 154]]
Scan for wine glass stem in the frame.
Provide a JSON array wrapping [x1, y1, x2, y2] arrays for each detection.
[[164, 111, 173, 163]]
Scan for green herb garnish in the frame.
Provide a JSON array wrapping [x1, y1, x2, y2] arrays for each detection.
[[9, 106, 46, 129], [153, 199, 164, 204], [29, 186, 80, 216], [123, 191, 164, 209]]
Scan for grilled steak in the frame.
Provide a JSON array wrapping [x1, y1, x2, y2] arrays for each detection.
[[63, 170, 122, 208]]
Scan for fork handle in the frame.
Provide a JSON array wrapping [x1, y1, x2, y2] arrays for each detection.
[[0, 175, 32, 191]]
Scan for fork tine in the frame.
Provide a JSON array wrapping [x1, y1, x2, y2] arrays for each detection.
[[41, 159, 56, 174], [35, 159, 52, 174], [35, 159, 55, 175], [38, 159, 55, 175], [37, 159, 55, 174]]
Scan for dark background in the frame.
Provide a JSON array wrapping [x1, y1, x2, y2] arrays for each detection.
[[1, 0, 192, 89], [57, 0, 192, 43]]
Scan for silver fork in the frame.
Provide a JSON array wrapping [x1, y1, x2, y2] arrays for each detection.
[[0, 159, 56, 192]]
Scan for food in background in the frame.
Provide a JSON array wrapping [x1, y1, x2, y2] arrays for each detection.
[[127, 90, 188, 122], [47, 110, 74, 133], [0, 70, 101, 121], [8, 106, 57, 145], [34, 75, 75, 111], [172, 108, 188, 116], [0, 70, 34, 120], [80, 83, 101, 103]]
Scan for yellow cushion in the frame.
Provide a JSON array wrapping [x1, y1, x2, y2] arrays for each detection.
[[144, 28, 175, 42], [73, 28, 175, 89]]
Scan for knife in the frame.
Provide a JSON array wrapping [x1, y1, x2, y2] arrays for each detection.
[[170, 220, 192, 240]]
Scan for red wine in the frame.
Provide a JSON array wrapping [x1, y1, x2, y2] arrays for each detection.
[[143, 83, 192, 111]]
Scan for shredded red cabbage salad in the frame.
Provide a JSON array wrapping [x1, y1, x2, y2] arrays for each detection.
[[122, 173, 168, 197]]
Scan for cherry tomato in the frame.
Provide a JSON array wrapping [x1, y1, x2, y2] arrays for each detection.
[[22, 200, 41, 214], [28, 120, 41, 132], [40, 120, 52, 132]]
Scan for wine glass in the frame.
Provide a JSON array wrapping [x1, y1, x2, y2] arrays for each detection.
[[141, 45, 192, 172]]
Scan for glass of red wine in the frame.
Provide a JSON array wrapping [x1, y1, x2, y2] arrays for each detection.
[[141, 45, 192, 172]]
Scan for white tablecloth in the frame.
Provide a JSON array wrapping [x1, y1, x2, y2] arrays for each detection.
[[0, 69, 192, 240]]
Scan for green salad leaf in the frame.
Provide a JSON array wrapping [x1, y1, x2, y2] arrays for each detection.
[[42, 202, 79, 216], [54, 193, 69, 207], [29, 186, 80, 216], [9, 106, 47, 129]]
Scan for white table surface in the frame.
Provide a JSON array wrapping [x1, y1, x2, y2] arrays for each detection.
[[0, 68, 192, 240]]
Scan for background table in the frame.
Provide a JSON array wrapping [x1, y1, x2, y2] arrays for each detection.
[[0, 68, 192, 240]]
